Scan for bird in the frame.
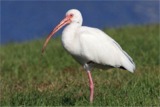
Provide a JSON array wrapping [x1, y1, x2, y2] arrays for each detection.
[[42, 9, 135, 103]]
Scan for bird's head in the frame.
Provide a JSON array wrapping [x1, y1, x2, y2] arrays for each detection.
[[42, 9, 82, 53], [66, 9, 83, 25]]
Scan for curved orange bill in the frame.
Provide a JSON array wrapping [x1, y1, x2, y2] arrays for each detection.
[[42, 15, 71, 53]]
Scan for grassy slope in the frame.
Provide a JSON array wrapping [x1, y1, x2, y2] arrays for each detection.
[[0, 24, 159, 106]]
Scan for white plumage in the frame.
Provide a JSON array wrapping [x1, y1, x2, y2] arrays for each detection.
[[42, 9, 135, 103], [61, 13, 135, 72]]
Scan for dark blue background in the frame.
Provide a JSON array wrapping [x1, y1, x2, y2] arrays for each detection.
[[1, 1, 159, 44]]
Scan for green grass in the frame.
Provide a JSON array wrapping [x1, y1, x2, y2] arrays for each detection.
[[0, 24, 160, 106]]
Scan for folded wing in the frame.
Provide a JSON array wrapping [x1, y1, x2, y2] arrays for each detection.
[[77, 26, 135, 72]]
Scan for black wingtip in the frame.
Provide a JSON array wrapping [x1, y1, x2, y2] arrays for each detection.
[[119, 66, 127, 70]]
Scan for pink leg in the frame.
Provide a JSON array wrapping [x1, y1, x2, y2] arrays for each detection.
[[87, 71, 94, 103]]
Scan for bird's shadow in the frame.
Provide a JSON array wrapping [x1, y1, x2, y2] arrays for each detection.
[[61, 97, 75, 106], [61, 92, 89, 106]]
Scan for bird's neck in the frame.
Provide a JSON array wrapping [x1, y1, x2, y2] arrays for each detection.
[[62, 22, 81, 41], [61, 23, 81, 54], [63, 22, 81, 34]]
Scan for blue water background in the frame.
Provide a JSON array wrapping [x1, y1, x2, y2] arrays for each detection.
[[1, 1, 159, 44]]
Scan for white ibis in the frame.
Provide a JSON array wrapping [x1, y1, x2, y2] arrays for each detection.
[[42, 9, 135, 103]]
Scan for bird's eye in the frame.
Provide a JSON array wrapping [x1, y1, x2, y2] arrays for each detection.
[[70, 14, 73, 17]]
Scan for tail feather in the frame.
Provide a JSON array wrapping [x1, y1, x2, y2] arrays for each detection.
[[121, 51, 135, 73], [123, 50, 135, 67]]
